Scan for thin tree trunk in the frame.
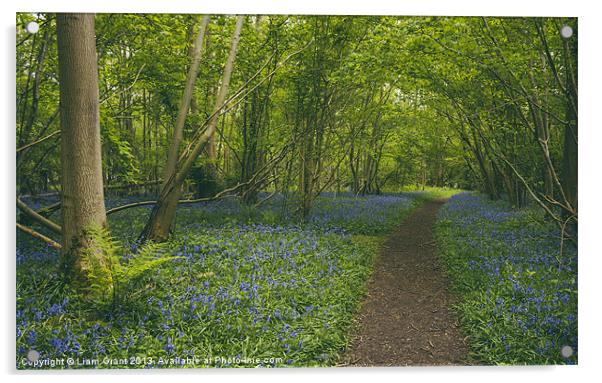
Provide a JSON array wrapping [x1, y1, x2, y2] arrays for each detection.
[[140, 16, 244, 242], [147, 15, 210, 236], [163, 15, 210, 188], [562, 25, 578, 216]]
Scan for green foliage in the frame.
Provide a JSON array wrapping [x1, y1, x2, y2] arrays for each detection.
[[79, 225, 182, 307], [189, 164, 221, 198], [78, 226, 118, 303], [400, 186, 464, 200], [260, 209, 281, 225], [17, 14, 575, 208], [119, 242, 175, 282], [102, 122, 140, 184]]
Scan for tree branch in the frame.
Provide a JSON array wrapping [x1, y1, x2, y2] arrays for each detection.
[[17, 223, 62, 250], [16, 130, 60, 153], [16, 197, 62, 234]]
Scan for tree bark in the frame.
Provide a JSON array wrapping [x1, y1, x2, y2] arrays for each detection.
[[561, 23, 578, 216], [56, 13, 110, 287]]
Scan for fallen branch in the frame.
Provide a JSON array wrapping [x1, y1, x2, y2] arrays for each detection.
[[36, 201, 61, 216], [25, 180, 163, 215], [17, 197, 62, 234], [106, 180, 253, 215], [17, 223, 61, 250], [105, 200, 157, 215]]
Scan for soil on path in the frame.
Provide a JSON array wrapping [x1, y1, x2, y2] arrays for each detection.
[[342, 199, 470, 366]]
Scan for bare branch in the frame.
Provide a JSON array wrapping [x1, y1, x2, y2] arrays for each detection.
[[17, 223, 61, 250], [17, 197, 62, 234], [16, 130, 60, 153]]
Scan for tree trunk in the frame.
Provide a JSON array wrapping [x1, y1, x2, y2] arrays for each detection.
[[163, 15, 210, 188], [56, 13, 111, 289], [562, 25, 578, 216], [140, 16, 244, 242], [562, 119, 577, 214], [145, 16, 211, 239]]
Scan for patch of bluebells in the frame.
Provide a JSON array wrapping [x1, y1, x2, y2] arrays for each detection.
[[306, 194, 416, 234], [16, 193, 414, 368], [436, 192, 577, 365]]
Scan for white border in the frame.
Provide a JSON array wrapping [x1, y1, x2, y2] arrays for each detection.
[[8, 0, 584, 16], [3, 1, 600, 383]]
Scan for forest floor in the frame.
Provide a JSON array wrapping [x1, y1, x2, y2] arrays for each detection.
[[341, 199, 470, 366], [16, 192, 577, 366]]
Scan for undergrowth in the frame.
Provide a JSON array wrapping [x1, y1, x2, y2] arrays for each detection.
[[435, 192, 577, 365]]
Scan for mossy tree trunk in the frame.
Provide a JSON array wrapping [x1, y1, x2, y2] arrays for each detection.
[[56, 13, 112, 291]]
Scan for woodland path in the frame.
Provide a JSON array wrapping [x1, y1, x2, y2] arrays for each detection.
[[342, 199, 470, 366]]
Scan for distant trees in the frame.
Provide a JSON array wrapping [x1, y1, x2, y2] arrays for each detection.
[[137, 15, 210, 242], [406, 17, 578, 232]]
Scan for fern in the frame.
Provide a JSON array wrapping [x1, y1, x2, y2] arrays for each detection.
[[118, 242, 182, 281], [79, 226, 120, 303], [79, 226, 181, 307]]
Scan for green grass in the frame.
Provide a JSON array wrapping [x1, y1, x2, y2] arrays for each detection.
[[399, 185, 464, 200]]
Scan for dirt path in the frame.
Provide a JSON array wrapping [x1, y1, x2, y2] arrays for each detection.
[[342, 199, 469, 366]]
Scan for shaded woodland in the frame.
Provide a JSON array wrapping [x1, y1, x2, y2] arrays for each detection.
[[15, 14, 578, 367]]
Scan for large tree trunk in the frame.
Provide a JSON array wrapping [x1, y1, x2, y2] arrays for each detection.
[[56, 13, 111, 288], [140, 16, 244, 242]]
